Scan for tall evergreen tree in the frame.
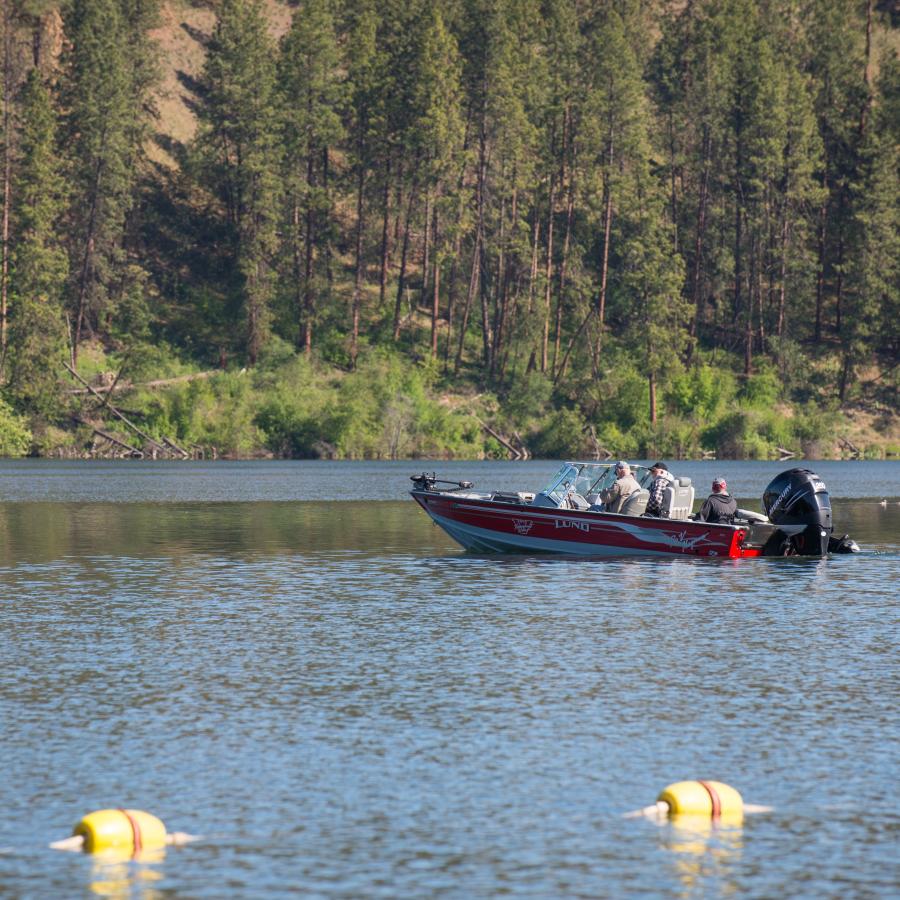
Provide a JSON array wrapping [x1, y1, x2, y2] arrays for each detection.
[[62, 0, 152, 364], [6, 68, 67, 416], [345, 0, 381, 367], [278, 0, 344, 354], [574, 4, 650, 373], [837, 51, 900, 399], [412, 5, 465, 358], [197, 0, 279, 364]]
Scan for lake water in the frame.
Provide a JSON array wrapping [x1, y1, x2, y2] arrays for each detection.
[[1, 460, 898, 898]]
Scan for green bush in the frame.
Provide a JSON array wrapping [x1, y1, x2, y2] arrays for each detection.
[[503, 371, 553, 425], [638, 416, 699, 459], [593, 422, 641, 458], [252, 350, 484, 459], [531, 407, 590, 458], [667, 365, 736, 421], [0, 397, 33, 456], [740, 365, 782, 409], [703, 407, 806, 459], [591, 364, 648, 430]]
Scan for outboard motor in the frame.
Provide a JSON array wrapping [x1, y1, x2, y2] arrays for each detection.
[[761, 468, 832, 557]]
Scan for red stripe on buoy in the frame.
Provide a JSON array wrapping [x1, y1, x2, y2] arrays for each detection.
[[697, 781, 721, 818], [118, 809, 142, 856]]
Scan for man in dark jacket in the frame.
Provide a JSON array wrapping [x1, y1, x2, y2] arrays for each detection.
[[695, 477, 737, 523]]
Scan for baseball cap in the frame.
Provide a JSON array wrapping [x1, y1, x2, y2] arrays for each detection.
[[713, 476, 727, 490]]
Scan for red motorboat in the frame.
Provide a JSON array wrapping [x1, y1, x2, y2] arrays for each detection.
[[411, 463, 853, 559]]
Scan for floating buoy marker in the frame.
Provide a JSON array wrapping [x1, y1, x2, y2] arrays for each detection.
[[624, 781, 771, 819], [50, 809, 197, 854]]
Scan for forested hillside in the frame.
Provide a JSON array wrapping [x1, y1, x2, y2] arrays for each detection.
[[0, 0, 897, 459]]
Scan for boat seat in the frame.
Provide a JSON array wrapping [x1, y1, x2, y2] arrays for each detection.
[[661, 477, 695, 520], [532, 491, 563, 509], [620, 489, 650, 516]]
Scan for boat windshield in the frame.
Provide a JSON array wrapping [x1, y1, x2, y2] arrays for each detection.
[[538, 462, 655, 501]]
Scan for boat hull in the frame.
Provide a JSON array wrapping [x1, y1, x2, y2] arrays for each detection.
[[412, 491, 757, 559]]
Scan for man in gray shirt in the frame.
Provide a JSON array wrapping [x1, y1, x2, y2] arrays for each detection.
[[599, 461, 641, 513]]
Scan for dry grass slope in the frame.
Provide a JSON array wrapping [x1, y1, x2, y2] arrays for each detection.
[[147, 0, 293, 167]]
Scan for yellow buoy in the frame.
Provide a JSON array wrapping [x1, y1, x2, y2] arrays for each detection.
[[73, 809, 167, 855], [657, 781, 743, 820]]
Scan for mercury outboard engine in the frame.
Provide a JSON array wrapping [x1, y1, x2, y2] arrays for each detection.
[[761, 468, 832, 556]]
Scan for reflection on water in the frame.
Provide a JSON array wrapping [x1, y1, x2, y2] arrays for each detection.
[[0, 499, 897, 566], [0, 501, 451, 566], [89, 851, 165, 900], [660, 818, 744, 899], [1, 491, 898, 898]]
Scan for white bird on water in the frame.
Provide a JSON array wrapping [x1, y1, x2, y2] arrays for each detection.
[[879, 499, 887, 507]]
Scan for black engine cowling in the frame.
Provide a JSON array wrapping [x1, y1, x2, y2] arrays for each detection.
[[761, 468, 832, 556]]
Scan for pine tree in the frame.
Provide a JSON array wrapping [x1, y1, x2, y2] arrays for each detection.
[[345, 0, 381, 367], [62, 0, 148, 364], [278, 0, 345, 354], [197, 0, 279, 364], [806, 0, 868, 344], [412, 5, 465, 358], [573, 4, 649, 373], [6, 68, 67, 416], [838, 51, 900, 399]]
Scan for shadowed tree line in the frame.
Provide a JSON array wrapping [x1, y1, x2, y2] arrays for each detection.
[[0, 0, 897, 458]]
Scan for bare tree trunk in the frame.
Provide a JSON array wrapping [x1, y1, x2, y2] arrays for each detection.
[[292, 198, 304, 349], [838, 353, 852, 402], [302, 153, 315, 353], [475, 126, 491, 373], [444, 231, 461, 366], [74, 157, 105, 366], [649, 370, 657, 425], [379, 155, 392, 307], [744, 229, 755, 375], [322, 146, 332, 292], [392, 171, 418, 340], [668, 110, 678, 252], [688, 127, 711, 353], [421, 189, 431, 309], [541, 176, 555, 372], [351, 164, 365, 368], [430, 207, 440, 358], [835, 194, 845, 335], [247, 262, 262, 365], [527, 213, 539, 315], [815, 197, 827, 343], [552, 183, 574, 376], [595, 160, 613, 365], [478, 230, 491, 373], [454, 235, 480, 375], [555, 305, 593, 385], [491, 191, 507, 375], [777, 211, 788, 339]]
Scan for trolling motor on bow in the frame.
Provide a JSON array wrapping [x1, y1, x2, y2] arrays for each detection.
[[410, 473, 473, 492], [760, 468, 858, 556]]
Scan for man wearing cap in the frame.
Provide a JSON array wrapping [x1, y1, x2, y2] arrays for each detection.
[[695, 477, 737, 524], [598, 461, 641, 513], [644, 461, 675, 518]]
